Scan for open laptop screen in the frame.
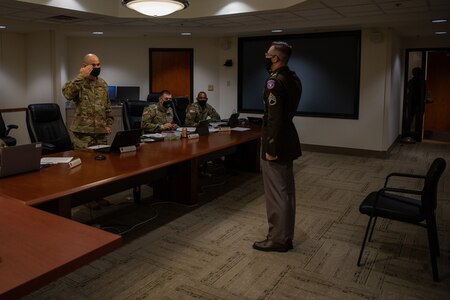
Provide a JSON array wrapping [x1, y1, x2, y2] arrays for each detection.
[[0, 143, 42, 178]]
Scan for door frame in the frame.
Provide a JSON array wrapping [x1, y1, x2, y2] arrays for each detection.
[[402, 47, 450, 142]]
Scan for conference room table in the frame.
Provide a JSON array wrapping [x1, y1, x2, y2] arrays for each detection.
[[0, 127, 261, 298], [0, 127, 261, 218], [0, 195, 121, 299]]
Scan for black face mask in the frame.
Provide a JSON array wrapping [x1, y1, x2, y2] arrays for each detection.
[[163, 101, 172, 109], [198, 100, 207, 107], [265, 58, 273, 72], [90, 67, 101, 77]]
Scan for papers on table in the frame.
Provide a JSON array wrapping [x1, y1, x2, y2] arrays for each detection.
[[142, 133, 167, 139], [40, 157, 74, 164], [176, 127, 197, 133], [231, 127, 251, 132], [88, 145, 110, 150]]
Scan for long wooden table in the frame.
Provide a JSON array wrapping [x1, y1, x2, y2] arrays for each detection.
[[0, 128, 261, 217], [0, 195, 121, 299], [0, 128, 260, 298]]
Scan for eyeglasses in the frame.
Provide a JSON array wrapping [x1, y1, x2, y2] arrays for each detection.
[[162, 97, 173, 101], [265, 52, 276, 58], [197, 97, 208, 100]]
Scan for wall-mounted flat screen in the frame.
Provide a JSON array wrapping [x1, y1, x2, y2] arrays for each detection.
[[116, 86, 140, 101], [238, 31, 361, 119]]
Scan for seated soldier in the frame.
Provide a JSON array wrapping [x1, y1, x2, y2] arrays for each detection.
[[184, 91, 221, 126], [141, 90, 178, 133]]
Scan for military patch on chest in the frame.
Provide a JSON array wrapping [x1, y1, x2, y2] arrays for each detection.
[[266, 79, 276, 90], [268, 93, 277, 106]]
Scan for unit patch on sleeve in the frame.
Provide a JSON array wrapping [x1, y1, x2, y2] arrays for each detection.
[[268, 93, 277, 106], [266, 79, 276, 90]]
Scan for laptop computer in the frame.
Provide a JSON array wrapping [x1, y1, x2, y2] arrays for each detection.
[[0, 143, 42, 178], [96, 129, 142, 153], [196, 119, 210, 136], [220, 112, 240, 128]]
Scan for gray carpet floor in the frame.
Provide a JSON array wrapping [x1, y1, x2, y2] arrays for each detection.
[[25, 141, 450, 299]]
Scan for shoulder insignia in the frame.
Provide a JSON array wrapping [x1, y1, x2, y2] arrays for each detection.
[[268, 93, 277, 106], [266, 79, 276, 90]]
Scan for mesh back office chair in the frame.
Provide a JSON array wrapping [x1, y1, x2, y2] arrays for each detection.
[[0, 112, 18, 146], [122, 100, 150, 130], [26, 103, 74, 155], [357, 157, 446, 281]]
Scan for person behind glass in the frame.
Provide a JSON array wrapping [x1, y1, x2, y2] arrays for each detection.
[[62, 53, 113, 149], [141, 90, 178, 133], [184, 91, 221, 126], [62, 53, 114, 209], [253, 41, 302, 252]]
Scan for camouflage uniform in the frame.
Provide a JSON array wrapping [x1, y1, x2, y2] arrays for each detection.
[[62, 75, 113, 149], [184, 102, 221, 126], [141, 103, 174, 133]]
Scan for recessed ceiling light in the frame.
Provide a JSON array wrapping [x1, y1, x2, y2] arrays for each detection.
[[272, 29, 283, 33], [435, 31, 447, 35], [0, 25, 6, 29], [181, 32, 191, 36], [432, 19, 447, 23], [92, 31, 104, 35]]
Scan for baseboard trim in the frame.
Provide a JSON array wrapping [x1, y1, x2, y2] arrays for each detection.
[[302, 136, 400, 159]]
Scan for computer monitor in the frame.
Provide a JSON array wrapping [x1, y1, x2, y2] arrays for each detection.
[[116, 86, 140, 101], [108, 86, 117, 100]]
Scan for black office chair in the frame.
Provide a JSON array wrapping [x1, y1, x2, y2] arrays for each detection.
[[122, 100, 150, 130], [174, 96, 189, 126], [0, 112, 18, 146], [26, 103, 74, 155], [146, 92, 160, 103], [357, 157, 446, 281]]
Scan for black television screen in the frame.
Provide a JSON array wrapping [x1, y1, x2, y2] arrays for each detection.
[[238, 31, 361, 119], [116, 86, 140, 101]]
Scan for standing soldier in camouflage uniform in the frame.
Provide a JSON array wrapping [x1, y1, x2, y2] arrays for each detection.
[[253, 41, 302, 253], [141, 90, 178, 133], [184, 91, 221, 126], [62, 53, 113, 149], [62, 53, 114, 209]]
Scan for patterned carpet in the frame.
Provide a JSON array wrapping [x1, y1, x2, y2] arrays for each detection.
[[25, 142, 450, 299]]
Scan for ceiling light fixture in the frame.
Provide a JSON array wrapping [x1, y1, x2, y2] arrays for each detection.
[[122, 0, 189, 17], [0, 25, 6, 29], [431, 19, 447, 23], [272, 29, 283, 33], [434, 31, 447, 35]]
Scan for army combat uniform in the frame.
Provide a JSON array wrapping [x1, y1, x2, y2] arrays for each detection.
[[62, 75, 113, 149], [261, 65, 302, 246], [184, 102, 221, 126], [141, 103, 175, 133]]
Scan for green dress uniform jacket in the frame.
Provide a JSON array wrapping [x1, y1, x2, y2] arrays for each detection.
[[262, 65, 302, 162], [62, 75, 113, 134], [141, 103, 174, 133], [184, 102, 221, 126]]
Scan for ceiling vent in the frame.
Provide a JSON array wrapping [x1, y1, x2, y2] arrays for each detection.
[[47, 15, 80, 22]]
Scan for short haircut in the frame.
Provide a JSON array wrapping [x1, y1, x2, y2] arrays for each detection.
[[272, 41, 292, 63], [159, 90, 171, 97]]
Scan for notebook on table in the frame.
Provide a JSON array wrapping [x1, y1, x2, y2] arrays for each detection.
[[0, 143, 42, 178], [95, 129, 142, 153]]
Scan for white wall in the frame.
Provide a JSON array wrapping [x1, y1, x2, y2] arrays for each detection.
[[65, 36, 222, 113], [4, 27, 448, 152]]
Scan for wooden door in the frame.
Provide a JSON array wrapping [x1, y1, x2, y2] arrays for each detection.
[[424, 51, 450, 134], [149, 49, 193, 101]]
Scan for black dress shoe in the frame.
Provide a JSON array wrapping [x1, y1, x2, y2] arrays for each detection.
[[253, 239, 293, 252]]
